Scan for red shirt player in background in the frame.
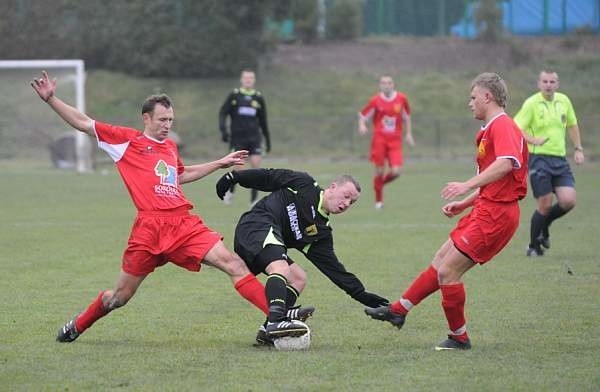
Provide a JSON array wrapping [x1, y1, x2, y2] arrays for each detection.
[[30, 71, 309, 343], [358, 75, 415, 209], [365, 72, 529, 351]]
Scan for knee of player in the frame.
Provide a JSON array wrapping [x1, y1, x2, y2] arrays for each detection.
[[288, 268, 307, 291], [436, 266, 459, 285], [103, 291, 130, 311], [559, 197, 576, 211]]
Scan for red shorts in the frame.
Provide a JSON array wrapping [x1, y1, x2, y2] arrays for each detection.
[[122, 208, 222, 276], [370, 136, 403, 167], [450, 198, 520, 264]]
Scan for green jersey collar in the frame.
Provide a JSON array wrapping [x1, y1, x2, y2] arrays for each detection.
[[318, 191, 329, 218], [240, 88, 256, 95]]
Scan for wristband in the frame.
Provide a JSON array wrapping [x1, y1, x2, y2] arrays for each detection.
[[574, 146, 583, 152]]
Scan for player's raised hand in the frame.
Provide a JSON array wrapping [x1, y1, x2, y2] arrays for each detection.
[[218, 150, 248, 168], [30, 71, 57, 102]]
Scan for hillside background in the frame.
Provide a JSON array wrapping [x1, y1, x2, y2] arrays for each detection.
[[2, 35, 599, 164]]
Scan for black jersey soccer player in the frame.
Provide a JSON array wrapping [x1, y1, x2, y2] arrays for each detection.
[[216, 168, 389, 345], [218, 69, 271, 206]]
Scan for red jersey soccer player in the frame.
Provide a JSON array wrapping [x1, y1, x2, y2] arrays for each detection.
[[30, 71, 306, 343], [358, 75, 414, 209], [366, 73, 529, 351]]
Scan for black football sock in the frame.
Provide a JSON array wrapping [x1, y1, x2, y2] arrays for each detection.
[[266, 274, 287, 322], [543, 203, 569, 238], [530, 210, 546, 247], [286, 285, 300, 308]]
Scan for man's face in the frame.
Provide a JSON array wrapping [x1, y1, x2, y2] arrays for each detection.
[[240, 71, 256, 90], [537, 72, 559, 100], [324, 181, 360, 215], [468, 85, 489, 121], [379, 77, 395, 96], [143, 104, 174, 141]]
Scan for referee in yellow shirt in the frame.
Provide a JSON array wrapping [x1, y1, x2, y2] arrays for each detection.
[[514, 69, 585, 257]]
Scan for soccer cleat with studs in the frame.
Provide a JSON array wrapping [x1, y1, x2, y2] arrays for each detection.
[[56, 318, 80, 343], [265, 319, 308, 338], [254, 325, 274, 347], [434, 335, 472, 351], [364, 305, 406, 329], [286, 305, 315, 322]]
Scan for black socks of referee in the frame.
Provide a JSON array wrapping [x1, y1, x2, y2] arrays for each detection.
[[531, 204, 570, 246], [266, 274, 287, 322], [530, 210, 546, 247], [544, 203, 569, 237]]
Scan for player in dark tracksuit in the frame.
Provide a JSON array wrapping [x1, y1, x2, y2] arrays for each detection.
[[216, 168, 389, 344], [218, 70, 271, 205]]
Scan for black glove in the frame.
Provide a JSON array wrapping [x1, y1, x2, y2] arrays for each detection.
[[216, 171, 239, 200], [354, 291, 390, 308], [221, 132, 229, 143]]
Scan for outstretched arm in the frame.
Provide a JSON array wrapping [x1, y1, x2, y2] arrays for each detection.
[[305, 239, 389, 308], [216, 168, 313, 200], [30, 71, 94, 136], [180, 150, 248, 185]]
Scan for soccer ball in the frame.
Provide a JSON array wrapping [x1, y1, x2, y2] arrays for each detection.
[[273, 322, 311, 351]]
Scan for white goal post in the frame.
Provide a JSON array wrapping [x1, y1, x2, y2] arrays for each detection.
[[0, 59, 93, 172]]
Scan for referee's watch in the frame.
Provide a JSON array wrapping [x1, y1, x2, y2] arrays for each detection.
[[574, 146, 584, 152]]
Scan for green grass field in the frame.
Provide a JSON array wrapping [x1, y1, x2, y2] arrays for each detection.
[[1, 158, 598, 391]]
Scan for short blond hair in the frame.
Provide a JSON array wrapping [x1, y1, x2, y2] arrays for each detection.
[[471, 72, 508, 108], [333, 174, 361, 193]]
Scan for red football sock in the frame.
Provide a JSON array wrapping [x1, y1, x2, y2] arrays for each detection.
[[440, 283, 469, 342], [373, 175, 384, 202], [75, 291, 109, 333], [392, 265, 440, 314], [383, 172, 398, 184], [235, 273, 268, 315]]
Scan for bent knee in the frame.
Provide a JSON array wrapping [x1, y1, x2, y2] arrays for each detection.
[[288, 269, 307, 291], [558, 198, 576, 211], [436, 266, 461, 285], [103, 291, 131, 311]]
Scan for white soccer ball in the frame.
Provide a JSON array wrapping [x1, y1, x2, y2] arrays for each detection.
[[273, 322, 311, 351]]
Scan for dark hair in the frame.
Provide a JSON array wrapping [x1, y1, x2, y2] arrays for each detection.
[[141, 94, 172, 115], [334, 174, 361, 193]]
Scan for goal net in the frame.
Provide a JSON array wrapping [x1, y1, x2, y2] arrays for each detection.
[[0, 60, 93, 172]]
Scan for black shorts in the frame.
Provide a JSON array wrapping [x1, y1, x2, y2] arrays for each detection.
[[529, 154, 575, 198], [231, 138, 263, 155], [234, 213, 292, 275]]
